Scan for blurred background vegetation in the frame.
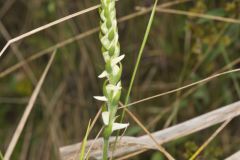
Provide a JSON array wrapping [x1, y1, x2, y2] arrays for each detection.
[[0, 0, 240, 159]]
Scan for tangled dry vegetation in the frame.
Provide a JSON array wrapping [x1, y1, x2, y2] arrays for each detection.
[[0, 0, 240, 160]]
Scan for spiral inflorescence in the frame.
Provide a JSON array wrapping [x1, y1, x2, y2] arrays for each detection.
[[94, 0, 128, 139]]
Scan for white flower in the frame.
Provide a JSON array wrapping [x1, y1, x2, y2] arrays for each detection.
[[101, 35, 111, 50], [106, 82, 121, 91], [93, 96, 108, 101], [111, 54, 125, 66], [112, 123, 129, 131], [112, 65, 120, 76], [106, 82, 121, 98], [103, 51, 110, 62], [102, 111, 110, 125], [102, 111, 129, 131], [98, 71, 109, 78]]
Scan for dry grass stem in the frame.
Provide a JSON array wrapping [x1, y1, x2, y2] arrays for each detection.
[[60, 100, 240, 159], [121, 68, 240, 109], [124, 107, 175, 160], [189, 119, 231, 160], [3, 50, 57, 160], [116, 149, 147, 160], [156, 8, 240, 24], [225, 150, 240, 160], [0, 4, 100, 57]]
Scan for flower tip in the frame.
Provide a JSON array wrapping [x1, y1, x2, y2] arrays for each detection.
[[93, 96, 108, 101], [111, 54, 125, 66], [112, 122, 129, 132], [98, 71, 108, 78]]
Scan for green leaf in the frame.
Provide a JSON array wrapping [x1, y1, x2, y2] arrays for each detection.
[[116, 0, 159, 147], [79, 120, 91, 160], [124, 0, 159, 105], [0, 151, 3, 160]]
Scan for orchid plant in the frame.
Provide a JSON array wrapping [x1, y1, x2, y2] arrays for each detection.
[[94, 0, 129, 159]]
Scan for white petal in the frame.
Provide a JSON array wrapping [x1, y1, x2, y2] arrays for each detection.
[[112, 65, 120, 75], [103, 51, 110, 62], [102, 111, 110, 125], [112, 123, 129, 132], [93, 96, 108, 102], [98, 71, 108, 78], [111, 54, 125, 66], [101, 35, 111, 49], [113, 82, 122, 97], [100, 11, 106, 22], [116, 82, 121, 87], [106, 84, 121, 91]]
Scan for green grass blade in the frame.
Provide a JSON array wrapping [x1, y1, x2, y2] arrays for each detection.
[[113, 0, 159, 152], [111, 0, 159, 158], [79, 120, 91, 160], [122, 0, 159, 116], [0, 150, 3, 160]]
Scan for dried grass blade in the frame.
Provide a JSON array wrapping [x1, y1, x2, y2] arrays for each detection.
[[3, 50, 57, 160], [124, 108, 174, 160], [0, 4, 100, 57]]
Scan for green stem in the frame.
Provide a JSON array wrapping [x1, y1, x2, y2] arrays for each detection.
[[102, 112, 114, 160], [103, 137, 109, 160]]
